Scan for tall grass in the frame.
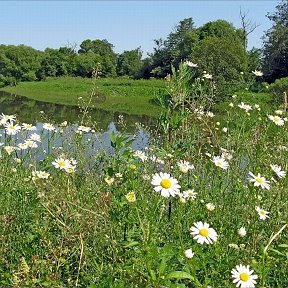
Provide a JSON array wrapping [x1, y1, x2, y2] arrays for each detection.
[[0, 92, 287, 287]]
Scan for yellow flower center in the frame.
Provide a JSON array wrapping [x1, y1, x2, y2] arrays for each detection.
[[239, 272, 250, 282], [58, 161, 66, 167], [274, 117, 280, 122], [199, 228, 209, 237], [160, 179, 172, 189], [255, 177, 264, 184], [259, 210, 265, 215], [216, 161, 222, 167]]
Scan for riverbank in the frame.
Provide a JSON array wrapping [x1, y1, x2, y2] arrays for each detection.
[[1, 77, 166, 117]]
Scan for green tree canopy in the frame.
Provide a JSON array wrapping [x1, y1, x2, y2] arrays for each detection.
[[262, 0, 288, 82]]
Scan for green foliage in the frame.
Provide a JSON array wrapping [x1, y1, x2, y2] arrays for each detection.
[[268, 76, 288, 103], [116, 48, 142, 77], [262, 0, 288, 82], [0, 45, 42, 85]]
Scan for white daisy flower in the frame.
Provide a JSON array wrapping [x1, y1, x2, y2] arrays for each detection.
[[270, 164, 286, 178], [184, 248, 194, 259], [29, 133, 41, 143], [206, 203, 215, 211], [185, 61, 198, 67], [78, 125, 91, 133], [177, 160, 194, 173], [22, 123, 36, 131], [43, 123, 56, 131], [24, 140, 38, 148], [211, 156, 229, 170], [255, 206, 270, 220], [133, 150, 148, 162], [231, 264, 258, 288], [4, 146, 19, 155], [52, 157, 71, 170], [252, 70, 263, 77], [248, 172, 270, 190], [203, 73, 212, 79], [238, 227, 247, 237], [4, 122, 21, 135], [268, 115, 284, 126], [32, 170, 50, 180], [151, 172, 180, 197], [275, 110, 283, 115], [182, 189, 197, 200], [238, 102, 252, 112], [0, 113, 16, 125], [190, 221, 218, 245]]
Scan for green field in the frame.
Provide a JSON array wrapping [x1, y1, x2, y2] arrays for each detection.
[[1, 77, 166, 117]]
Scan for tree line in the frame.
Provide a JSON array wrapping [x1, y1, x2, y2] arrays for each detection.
[[0, 0, 287, 88]]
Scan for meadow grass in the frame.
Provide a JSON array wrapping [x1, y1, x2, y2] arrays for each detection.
[[0, 91, 288, 287], [0, 77, 166, 117]]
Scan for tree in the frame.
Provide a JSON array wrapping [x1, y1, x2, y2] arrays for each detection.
[[150, 18, 198, 77], [78, 39, 117, 76], [262, 0, 288, 82], [192, 20, 248, 96], [116, 48, 142, 77]]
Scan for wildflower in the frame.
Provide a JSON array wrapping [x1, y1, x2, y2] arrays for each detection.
[[222, 127, 228, 133], [78, 125, 91, 133], [252, 70, 263, 77], [32, 170, 50, 180], [60, 121, 68, 127], [182, 189, 197, 200], [184, 248, 194, 259], [4, 122, 21, 135], [133, 150, 148, 162], [206, 203, 215, 211], [229, 102, 234, 107], [125, 192, 136, 202], [151, 172, 180, 197], [4, 146, 18, 155], [29, 133, 41, 142], [268, 115, 284, 126], [190, 221, 218, 245], [52, 157, 71, 170], [275, 110, 283, 115], [248, 172, 270, 190], [18, 143, 28, 150], [228, 243, 239, 250], [185, 61, 198, 67], [255, 206, 270, 220], [203, 73, 212, 79], [270, 164, 286, 178], [238, 102, 252, 112], [238, 227, 247, 237], [177, 160, 194, 173], [211, 156, 229, 170], [104, 176, 114, 186], [0, 113, 16, 125], [22, 123, 36, 131], [206, 112, 215, 118], [231, 264, 258, 288], [24, 140, 38, 148], [43, 123, 56, 131]]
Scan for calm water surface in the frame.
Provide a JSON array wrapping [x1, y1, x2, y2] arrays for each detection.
[[0, 91, 156, 151]]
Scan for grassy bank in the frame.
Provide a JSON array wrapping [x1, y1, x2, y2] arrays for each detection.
[[1, 77, 166, 117], [0, 91, 288, 287]]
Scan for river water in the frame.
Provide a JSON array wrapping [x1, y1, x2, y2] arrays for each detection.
[[0, 91, 155, 152]]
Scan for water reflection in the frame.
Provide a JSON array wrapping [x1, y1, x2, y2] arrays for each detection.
[[0, 91, 155, 153], [0, 91, 155, 132]]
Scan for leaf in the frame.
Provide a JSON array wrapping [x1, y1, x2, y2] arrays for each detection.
[[278, 244, 288, 249], [166, 271, 194, 280], [122, 241, 139, 248]]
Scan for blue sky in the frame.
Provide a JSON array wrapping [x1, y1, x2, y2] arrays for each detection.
[[0, 1, 279, 56]]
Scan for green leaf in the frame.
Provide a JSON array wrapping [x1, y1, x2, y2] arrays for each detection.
[[278, 244, 288, 249], [166, 271, 194, 280], [122, 241, 139, 248]]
